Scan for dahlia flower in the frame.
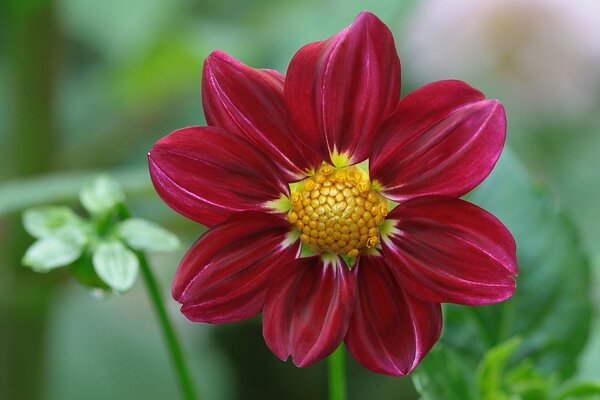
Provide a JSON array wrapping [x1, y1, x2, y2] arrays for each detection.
[[148, 11, 517, 376]]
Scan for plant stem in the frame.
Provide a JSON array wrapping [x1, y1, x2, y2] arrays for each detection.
[[137, 252, 199, 400], [119, 203, 198, 400], [328, 345, 347, 400]]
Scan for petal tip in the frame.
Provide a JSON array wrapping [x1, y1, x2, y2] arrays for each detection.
[[205, 49, 233, 64], [482, 98, 506, 114], [171, 274, 186, 303], [203, 50, 243, 80], [203, 50, 237, 79], [291, 355, 311, 368], [354, 10, 382, 25]]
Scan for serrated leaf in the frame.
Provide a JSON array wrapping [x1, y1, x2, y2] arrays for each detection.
[[505, 361, 555, 400], [92, 240, 138, 292], [23, 206, 84, 238], [80, 175, 125, 216], [115, 218, 180, 252], [22, 226, 87, 272], [413, 344, 477, 400], [476, 337, 522, 400]]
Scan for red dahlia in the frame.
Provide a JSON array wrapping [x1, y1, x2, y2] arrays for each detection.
[[148, 11, 518, 376]]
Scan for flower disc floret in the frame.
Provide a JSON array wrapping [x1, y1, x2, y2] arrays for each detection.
[[287, 164, 388, 257]]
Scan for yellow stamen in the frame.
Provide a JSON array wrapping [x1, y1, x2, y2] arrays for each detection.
[[287, 163, 388, 257]]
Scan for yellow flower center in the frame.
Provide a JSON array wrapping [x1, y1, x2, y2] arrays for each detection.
[[287, 163, 388, 257]]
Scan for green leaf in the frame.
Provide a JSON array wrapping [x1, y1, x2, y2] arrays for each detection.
[[92, 240, 139, 292], [22, 226, 87, 272], [23, 206, 84, 238], [554, 382, 600, 400], [505, 361, 555, 400], [115, 218, 180, 252], [443, 149, 592, 378], [476, 337, 522, 400], [80, 175, 125, 216], [413, 344, 477, 400]]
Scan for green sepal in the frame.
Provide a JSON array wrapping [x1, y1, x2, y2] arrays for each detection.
[[80, 175, 125, 216], [22, 226, 88, 272], [92, 240, 139, 293], [22, 206, 84, 238], [265, 194, 291, 213], [115, 218, 180, 252]]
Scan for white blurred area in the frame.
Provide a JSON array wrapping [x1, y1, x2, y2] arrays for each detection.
[[401, 0, 600, 119]]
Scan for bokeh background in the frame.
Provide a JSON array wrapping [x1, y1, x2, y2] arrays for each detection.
[[1, 0, 599, 399]]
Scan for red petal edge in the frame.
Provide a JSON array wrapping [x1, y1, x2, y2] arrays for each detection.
[[370, 80, 506, 201], [284, 11, 400, 164], [174, 211, 300, 323], [382, 196, 517, 305], [203, 51, 319, 179], [149, 126, 289, 227], [345, 254, 442, 376], [262, 255, 356, 367]]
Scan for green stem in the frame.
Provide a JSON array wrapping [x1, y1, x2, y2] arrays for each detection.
[[137, 252, 199, 400], [328, 345, 347, 400], [119, 204, 198, 400]]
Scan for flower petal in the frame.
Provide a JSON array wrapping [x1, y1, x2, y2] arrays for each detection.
[[345, 254, 442, 376], [382, 196, 517, 305], [284, 11, 400, 165], [203, 51, 319, 179], [173, 211, 300, 323], [263, 255, 356, 367], [369, 80, 506, 201], [149, 126, 289, 227]]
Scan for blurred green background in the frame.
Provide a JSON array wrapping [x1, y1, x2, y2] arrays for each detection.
[[1, 0, 599, 399]]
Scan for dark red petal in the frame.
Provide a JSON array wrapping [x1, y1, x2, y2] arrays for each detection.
[[149, 126, 289, 227], [284, 11, 400, 164], [263, 255, 356, 367], [345, 255, 442, 376], [203, 51, 319, 179], [173, 211, 300, 323], [382, 196, 517, 305], [369, 80, 506, 201]]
